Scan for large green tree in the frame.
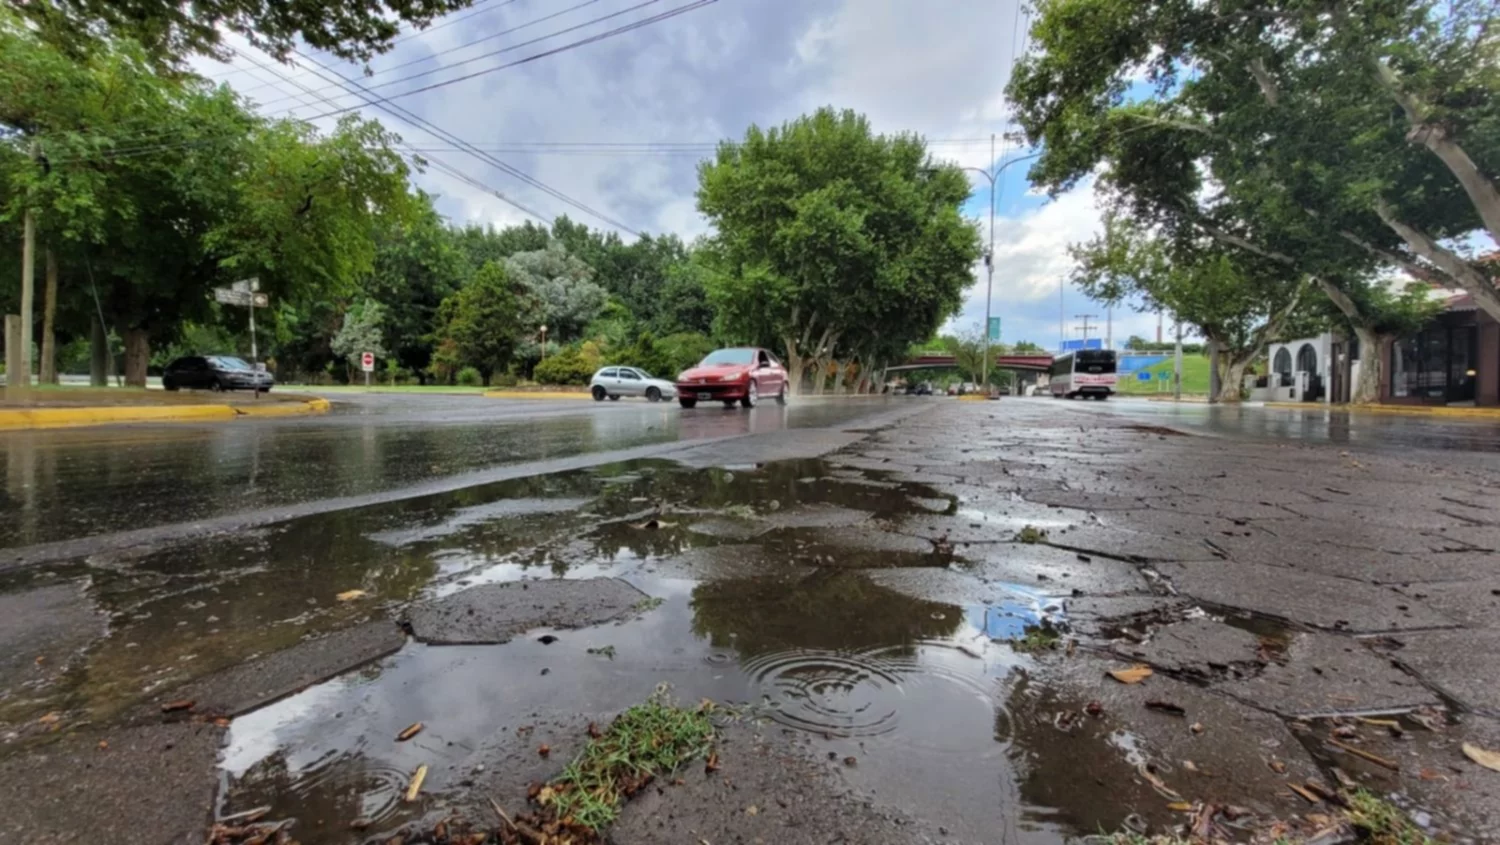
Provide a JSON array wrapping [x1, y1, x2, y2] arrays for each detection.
[[1008, 0, 1499, 400], [436, 260, 535, 385], [1071, 213, 1310, 402], [0, 13, 418, 384], [504, 242, 606, 345], [362, 193, 463, 382], [696, 107, 982, 394]]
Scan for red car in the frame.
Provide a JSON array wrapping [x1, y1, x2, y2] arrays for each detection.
[[675, 347, 789, 409]]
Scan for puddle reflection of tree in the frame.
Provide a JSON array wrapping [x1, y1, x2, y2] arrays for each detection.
[[689, 570, 963, 655], [78, 512, 435, 721], [1000, 674, 1166, 837], [229, 747, 414, 839]]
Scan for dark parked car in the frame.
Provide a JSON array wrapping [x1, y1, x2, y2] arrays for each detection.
[[161, 356, 274, 392]]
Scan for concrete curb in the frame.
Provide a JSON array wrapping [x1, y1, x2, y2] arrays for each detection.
[[483, 390, 592, 400], [1264, 401, 1500, 419], [0, 396, 330, 430]]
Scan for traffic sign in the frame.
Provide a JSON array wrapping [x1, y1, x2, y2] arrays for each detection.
[[361, 352, 375, 372], [1137, 371, 1152, 381]]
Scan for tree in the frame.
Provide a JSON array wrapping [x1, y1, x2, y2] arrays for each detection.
[[437, 260, 534, 385], [330, 298, 385, 381], [1008, 0, 1500, 360], [1013, 340, 1044, 353], [504, 242, 606, 344], [16, 0, 476, 67], [363, 194, 462, 382], [696, 107, 981, 394], [1, 14, 418, 384], [1071, 212, 1309, 402]]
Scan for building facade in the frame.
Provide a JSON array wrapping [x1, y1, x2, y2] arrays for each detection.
[[1379, 293, 1500, 407], [1263, 333, 1363, 404]]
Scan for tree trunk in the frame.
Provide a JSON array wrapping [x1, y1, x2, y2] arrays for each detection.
[[123, 329, 149, 387], [782, 334, 807, 396], [1350, 325, 1382, 404], [1217, 356, 1249, 403], [39, 249, 57, 384], [89, 319, 108, 387]]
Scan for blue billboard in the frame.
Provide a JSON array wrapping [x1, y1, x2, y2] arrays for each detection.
[[1059, 338, 1104, 352]]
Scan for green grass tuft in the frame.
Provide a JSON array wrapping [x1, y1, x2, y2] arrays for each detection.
[[1010, 625, 1062, 654], [1344, 789, 1437, 845], [539, 690, 715, 832], [632, 596, 665, 613]]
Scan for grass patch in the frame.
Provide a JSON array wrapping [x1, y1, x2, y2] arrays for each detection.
[[1015, 525, 1048, 544], [536, 691, 715, 834], [586, 645, 617, 660], [632, 596, 665, 613], [1344, 789, 1436, 845], [1010, 624, 1062, 654]]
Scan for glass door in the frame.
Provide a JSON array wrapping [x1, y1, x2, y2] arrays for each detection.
[[1448, 325, 1478, 403]]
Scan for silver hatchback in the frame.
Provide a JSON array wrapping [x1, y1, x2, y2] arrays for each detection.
[[589, 366, 678, 402]]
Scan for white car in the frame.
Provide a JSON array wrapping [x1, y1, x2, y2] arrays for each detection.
[[589, 366, 678, 402]]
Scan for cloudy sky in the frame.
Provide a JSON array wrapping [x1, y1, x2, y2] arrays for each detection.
[[199, 0, 1166, 349]]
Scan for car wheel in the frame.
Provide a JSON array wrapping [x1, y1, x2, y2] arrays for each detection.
[[209, 380, 224, 392], [740, 379, 758, 408], [646, 387, 661, 403], [608, 394, 620, 401], [678, 398, 697, 409], [163, 379, 179, 392], [592, 385, 606, 401], [775, 381, 788, 405], [722, 400, 737, 409]]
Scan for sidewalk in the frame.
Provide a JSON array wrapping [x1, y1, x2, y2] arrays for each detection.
[[0, 388, 330, 429]]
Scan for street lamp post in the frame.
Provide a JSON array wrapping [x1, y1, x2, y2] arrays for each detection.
[[539, 325, 548, 363], [952, 146, 1041, 394]]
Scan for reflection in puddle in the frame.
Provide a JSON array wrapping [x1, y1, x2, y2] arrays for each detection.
[[10, 453, 1168, 842]]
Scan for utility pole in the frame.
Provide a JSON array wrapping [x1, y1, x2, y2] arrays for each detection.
[[1156, 310, 1163, 345], [1173, 318, 1184, 401], [982, 132, 995, 394], [1058, 277, 1065, 351], [1075, 314, 1097, 345], [1105, 304, 1113, 351]]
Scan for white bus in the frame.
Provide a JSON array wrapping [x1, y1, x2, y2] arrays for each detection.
[[1049, 349, 1118, 400]]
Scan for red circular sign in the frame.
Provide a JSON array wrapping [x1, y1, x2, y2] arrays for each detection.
[[361, 352, 374, 367]]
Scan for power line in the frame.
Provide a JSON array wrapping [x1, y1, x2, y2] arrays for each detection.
[[301, 0, 721, 122], [229, 47, 552, 223], [240, 0, 603, 105], [288, 47, 639, 234], [202, 0, 512, 82], [259, 0, 670, 115]]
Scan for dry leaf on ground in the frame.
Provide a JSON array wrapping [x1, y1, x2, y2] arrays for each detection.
[[336, 589, 368, 602], [1108, 665, 1153, 684], [1462, 742, 1500, 773], [396, 722, 423, 742]]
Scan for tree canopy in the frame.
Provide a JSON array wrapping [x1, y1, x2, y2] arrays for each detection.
[[1009, 0, 1498, 401], [696, 107, 983, 393], [14, 0, 476, 67]]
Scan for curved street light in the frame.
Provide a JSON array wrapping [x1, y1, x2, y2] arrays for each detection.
[[952, 149, 1042, 393]]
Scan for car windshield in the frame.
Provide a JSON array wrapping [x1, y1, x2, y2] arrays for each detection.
[[211, 356, 253, 370], [699, 349, 754, 366]]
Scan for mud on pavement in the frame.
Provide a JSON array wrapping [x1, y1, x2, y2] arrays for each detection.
[[2, 400, 1500, 843]]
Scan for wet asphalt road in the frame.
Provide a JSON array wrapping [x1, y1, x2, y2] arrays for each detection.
[[1062, 395, 1500, 457], [7, 393, 1500, 555], [0, 393, 902, 553]]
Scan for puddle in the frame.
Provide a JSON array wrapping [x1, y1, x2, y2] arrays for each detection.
[[3, 454, 1182, 842]]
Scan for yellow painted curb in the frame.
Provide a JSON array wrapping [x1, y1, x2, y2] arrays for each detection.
[[0, 397, 330, 430], [483, 390, 592, 400], [956, 394, 990, 402], [1264, 401, 1500, 419]]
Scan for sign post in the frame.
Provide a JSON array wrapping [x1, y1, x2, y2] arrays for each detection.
[[213, 278, 268, 399], [361, 351, 374, 389]]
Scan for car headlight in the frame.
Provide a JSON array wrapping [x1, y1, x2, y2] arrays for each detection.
[[718, 374, 738, 382]]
